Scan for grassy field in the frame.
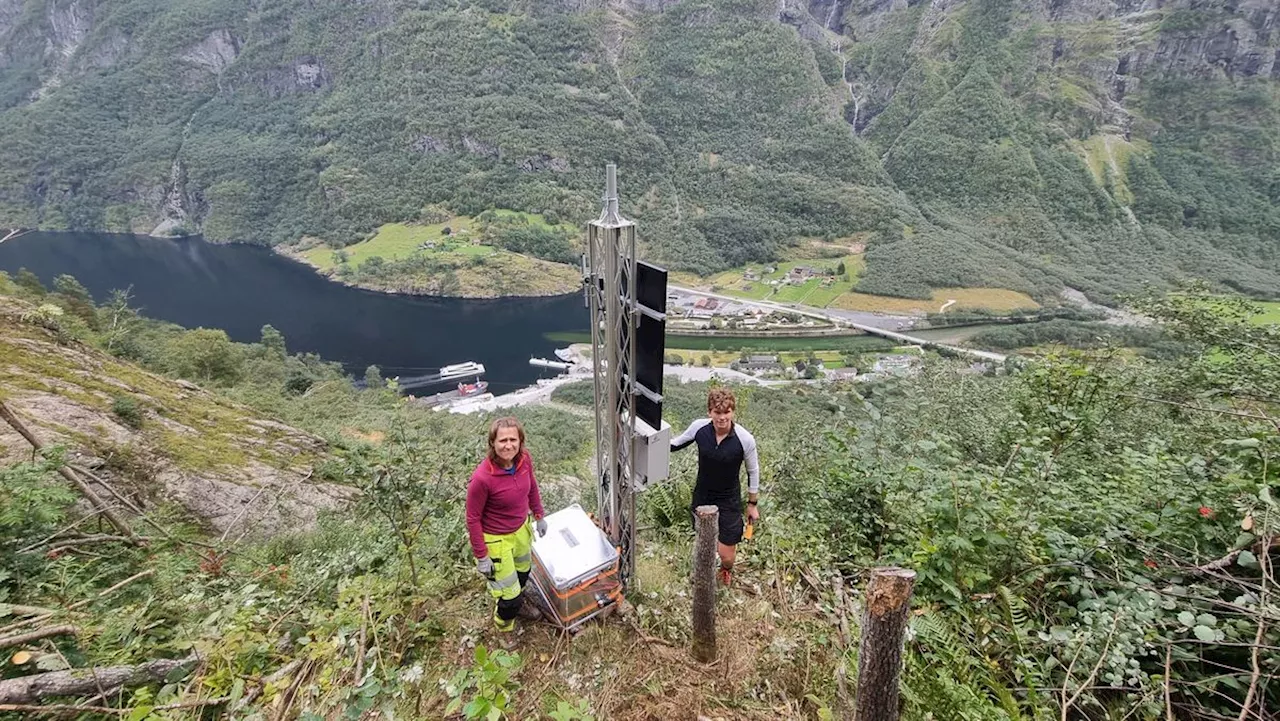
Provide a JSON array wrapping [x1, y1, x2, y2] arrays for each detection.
[[286, 212, 581, 297], [660, 333, 894, 353], [1253, 301, 1280, 325], [664, 349, 741, 367], [829, 287, 1040, 315], [300, 217, 481, 270], [1073, 134, 1148, 206], [685, 256, 866, 304], [664, 348, 849, 369], [776, 235, 869, 261], [675, 256, 1038, 314]]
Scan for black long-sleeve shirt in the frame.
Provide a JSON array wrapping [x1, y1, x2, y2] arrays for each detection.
[[671, 419, 760, 507]]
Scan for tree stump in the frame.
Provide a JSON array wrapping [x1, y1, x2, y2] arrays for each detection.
[[691, 504, 719, 663], [854, 567, 916, 721]]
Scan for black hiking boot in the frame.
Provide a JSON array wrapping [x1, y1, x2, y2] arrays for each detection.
[[517, 597, 543, 621]]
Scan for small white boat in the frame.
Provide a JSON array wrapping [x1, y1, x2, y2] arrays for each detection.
[[530, 357, 572, 370]]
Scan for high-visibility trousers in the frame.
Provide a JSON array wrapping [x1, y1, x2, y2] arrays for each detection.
[[482, 519, 533, 630]]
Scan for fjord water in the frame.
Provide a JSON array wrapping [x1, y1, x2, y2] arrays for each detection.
[[0, 231, 587, 390]]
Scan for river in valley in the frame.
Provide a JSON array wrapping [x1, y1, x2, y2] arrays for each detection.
[[0, 231, 588, 391]]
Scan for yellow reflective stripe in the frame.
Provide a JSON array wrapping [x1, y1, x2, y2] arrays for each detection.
[[513, 553, 531, 564]]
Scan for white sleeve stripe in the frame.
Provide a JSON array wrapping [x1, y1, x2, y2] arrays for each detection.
[[671, 418, 710, 450], [737, 426, 761, 493]]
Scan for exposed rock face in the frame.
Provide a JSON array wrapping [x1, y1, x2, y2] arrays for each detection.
[[152, 159, 192, 237], [294, 58, 326, 88], [46, 0, 92, 60], [81, 30, 128, 70], [1150, 5, 1278, 78], [779, 0, 838, 40], [0, 389, 353, 537], [257, 56, 332, 97], [183, 29, 240, 74], [519, 154, 571, 172], [542, 0, 681, 11], [840, 0, 1279, 136], [0, 298, 355, 538], [411, 134, 449, 154], [462, 135, 501, 159], [27, 0, 94, 98], [0, 0, 23, 41], [1, 0, 127, 95], [807, 0, 853, 31]]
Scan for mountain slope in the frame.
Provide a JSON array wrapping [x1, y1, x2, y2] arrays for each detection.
[[0, 0, 1276, 301]]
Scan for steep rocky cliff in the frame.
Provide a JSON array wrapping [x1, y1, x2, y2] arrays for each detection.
[[0, 0, 1275, 301]]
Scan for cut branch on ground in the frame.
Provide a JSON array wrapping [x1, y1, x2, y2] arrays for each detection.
[[0, 655, 197, 704], [0, 625, 79, 650]]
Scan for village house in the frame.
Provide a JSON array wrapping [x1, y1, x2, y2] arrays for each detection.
[[828, 367, 859, 381], [737, 354, 782, 373]]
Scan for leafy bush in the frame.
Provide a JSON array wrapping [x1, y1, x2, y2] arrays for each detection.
[[486, 224, 575, 264], [968, 319, 1171, 350], [111, 395, 144, 429], [444, 646, 523, 720], [165, 328, 245, 384]]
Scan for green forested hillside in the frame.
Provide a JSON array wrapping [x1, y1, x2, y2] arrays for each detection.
[[2, 269, 1278, 718], [0, 0, 1276, 301]]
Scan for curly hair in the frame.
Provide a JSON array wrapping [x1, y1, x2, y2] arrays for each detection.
[[707, 387, 736, 413]]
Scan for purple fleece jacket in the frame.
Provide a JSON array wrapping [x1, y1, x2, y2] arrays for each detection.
[[465, 451, 546, 558]]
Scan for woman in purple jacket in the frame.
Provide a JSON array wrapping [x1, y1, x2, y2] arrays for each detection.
[[465, 417, 548, 632]]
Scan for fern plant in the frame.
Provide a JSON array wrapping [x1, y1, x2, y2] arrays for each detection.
[[0, 454, 75, 535], [643, 476, 692, 530], [908, 612, 1021, 720]]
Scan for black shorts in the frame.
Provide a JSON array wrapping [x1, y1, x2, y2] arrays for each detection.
[[690, 504, 744, 546]]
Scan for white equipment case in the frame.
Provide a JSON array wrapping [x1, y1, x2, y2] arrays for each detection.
[[528, 504, 622, 630]]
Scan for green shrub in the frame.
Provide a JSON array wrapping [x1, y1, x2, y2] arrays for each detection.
[[111, 395, 144, 429]]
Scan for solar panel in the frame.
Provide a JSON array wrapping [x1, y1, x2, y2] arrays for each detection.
[[616, 261, 667, 429]]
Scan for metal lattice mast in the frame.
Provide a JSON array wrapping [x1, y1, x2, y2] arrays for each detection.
[[585, 164, 640, 587]]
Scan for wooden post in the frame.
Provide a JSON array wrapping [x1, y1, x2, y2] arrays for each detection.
[[691, 504, 718, 663], [854, 567, 916, 721]]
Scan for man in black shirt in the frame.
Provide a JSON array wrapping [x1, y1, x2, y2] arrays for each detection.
[[671, 387, 761, 586]]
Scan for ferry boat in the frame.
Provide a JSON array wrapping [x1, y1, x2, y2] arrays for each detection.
[[530, 357, 572, 370], [416, 380, 490, 407], [439, 361, 486, 379]]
